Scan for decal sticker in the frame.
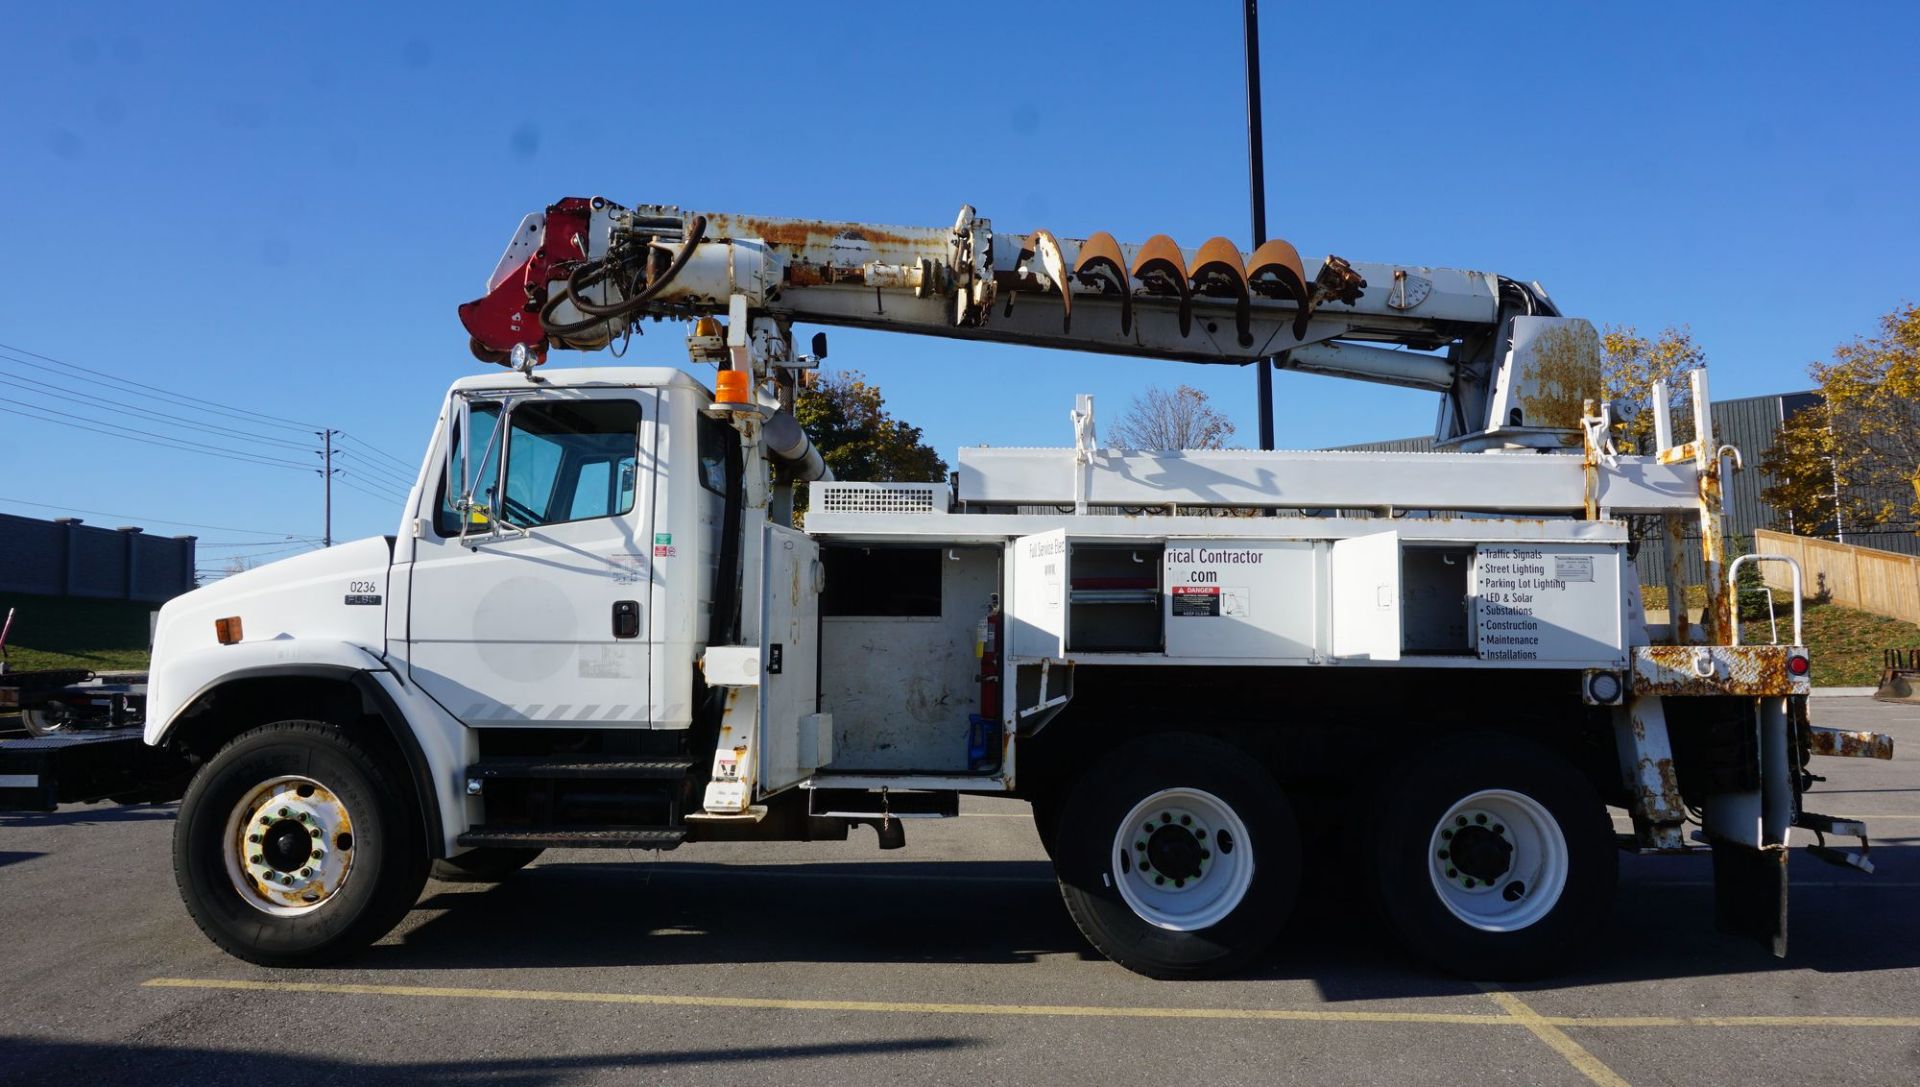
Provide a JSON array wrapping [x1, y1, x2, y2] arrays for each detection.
[[1171, 585, 1220, 617], [607, 554, 647, 585], [343, 594, 382, 606]]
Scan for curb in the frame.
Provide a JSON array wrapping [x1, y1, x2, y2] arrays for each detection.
[[1810, 687, 1880, 698]]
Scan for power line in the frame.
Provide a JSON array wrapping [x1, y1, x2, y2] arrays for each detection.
[[334, 476, 408, 506], [333, 449, 416, 488], [335, 467, 408, 497], [0, 341, 321, 432], [0, 402, 319, 472], [0, 369, 318, 452], [0, 495, 317, 538], [337, 431, 417, 472]]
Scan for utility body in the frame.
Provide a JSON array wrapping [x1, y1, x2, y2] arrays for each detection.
[[5, 199, 1892, 978]]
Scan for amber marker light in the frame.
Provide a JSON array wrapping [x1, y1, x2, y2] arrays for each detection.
[[214, 616, 244, 645]]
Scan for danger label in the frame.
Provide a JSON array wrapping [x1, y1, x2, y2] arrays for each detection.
[[1171, 585, 1221, 617]]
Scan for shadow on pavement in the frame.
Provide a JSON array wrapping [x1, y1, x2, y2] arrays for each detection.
[[0, 1035, 979, 1087], [360, 845, 1920, 999], [0, 851, 44, 868], [0, 803, 176, 828]]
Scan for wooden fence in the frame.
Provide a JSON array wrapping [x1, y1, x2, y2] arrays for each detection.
[[1754, 529, 1920, 625]]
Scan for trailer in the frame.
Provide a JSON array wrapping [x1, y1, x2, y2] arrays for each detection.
[[3, 199, 1893, 979]]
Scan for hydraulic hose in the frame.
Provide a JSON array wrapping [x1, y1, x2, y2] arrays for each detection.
[[541, 215, 709, 336]]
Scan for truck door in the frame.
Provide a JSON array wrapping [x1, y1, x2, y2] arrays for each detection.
[[405, 389, 657, 727], [1330, 531, 1402, 661]]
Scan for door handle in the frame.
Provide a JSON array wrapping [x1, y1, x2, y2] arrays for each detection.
[[611, 600, 640, 639]]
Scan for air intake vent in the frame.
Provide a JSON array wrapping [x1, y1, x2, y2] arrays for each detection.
[[815, 482, 944, 515]]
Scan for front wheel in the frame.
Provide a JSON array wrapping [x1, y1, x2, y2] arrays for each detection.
[[1055, 734, 1300, 979], [173, 720, 428, 966], [1371, 734, 1616, 980]]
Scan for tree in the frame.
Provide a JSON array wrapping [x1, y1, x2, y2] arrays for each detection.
[[793, 368, 948, 488], [1106, 385, 1236, 451], [1600, 325, 1706, 455], [1760, 303, 1920, 537]]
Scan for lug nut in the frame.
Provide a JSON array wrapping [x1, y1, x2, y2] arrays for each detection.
[[1154, 876, 1165, 885], [1475, 813, 1487, 825], [299, 812, 311, 823], [1179, 815, 1191, 826], [279, 808, 290, 817], [1135, 841, 1146, 851], [300, 868, 312, 878], [1196, 829, 1207, 840], [250, 854, 263, 864], [1447, 867, 1458, 878], [1455, 816, 1467, 827], [248, 834, 261, 844], [1464, 878, 1476, 888], [1174, 879, 1186, 888], [1160, 812, 1171, 824], [1199, 850, 1210, 859], [1437, 849, 1449, 859], [1441, 829, 1454, 840], [1494, 825, 1506, 835], [312, 849, 325, 860]]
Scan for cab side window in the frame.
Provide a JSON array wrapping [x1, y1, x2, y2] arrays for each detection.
[[499, 399, 642, 527], [434, 402, 502, 537]]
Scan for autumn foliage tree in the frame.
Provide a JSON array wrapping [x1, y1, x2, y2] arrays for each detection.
[[1107, 385, 1236, 451], [793, 368, 947, 494], [1762, 303, 1920, 536], [1600, 325, 1706, 454]]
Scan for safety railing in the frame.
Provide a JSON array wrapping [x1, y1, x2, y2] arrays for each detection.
[[1728, 554, 1804, 647]]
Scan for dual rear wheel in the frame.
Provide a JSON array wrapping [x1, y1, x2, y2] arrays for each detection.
[[1049, 732, 1615, 979]]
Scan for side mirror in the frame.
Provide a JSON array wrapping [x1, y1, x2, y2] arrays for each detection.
[[446, 396, 473, 508], [810, 331, 828, 360]]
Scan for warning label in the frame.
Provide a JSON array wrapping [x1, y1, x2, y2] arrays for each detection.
[[1171, 585, 1221, 617]]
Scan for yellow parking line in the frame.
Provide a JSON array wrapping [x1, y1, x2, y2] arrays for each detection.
[[142, 978, 1920, 1032], [143, 977, 1499, 1024], [1483, 988, 1630, 1087]]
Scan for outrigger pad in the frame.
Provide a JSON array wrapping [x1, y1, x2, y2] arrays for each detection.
[[1711, 839, 1787, 958]]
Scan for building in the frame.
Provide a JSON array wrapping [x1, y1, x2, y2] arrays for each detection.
[[0, 512, 198, 604]]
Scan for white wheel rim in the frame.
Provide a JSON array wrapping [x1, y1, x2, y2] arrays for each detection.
[[221, 774, 357, 916], [1427, 788, 1567, 932], [1111, 787, 1255, 932]]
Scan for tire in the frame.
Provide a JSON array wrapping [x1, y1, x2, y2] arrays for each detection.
[[1370, 733, 1616, 980], [173, 720, 428, 966], [20, 701, 73, 737], [1054, 733, 1300, 979], [430, 847, 542, 883], [1029, 794, 1060, 862]]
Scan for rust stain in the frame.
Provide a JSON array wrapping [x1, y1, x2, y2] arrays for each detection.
[[1809, 727, 1895, 760], [1633, 645, 1799, 696]]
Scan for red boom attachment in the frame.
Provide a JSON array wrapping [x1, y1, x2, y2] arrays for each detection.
[[457, 196, 594, 363]]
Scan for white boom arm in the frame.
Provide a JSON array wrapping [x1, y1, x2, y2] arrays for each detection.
[[459, 198, 1593, 449]]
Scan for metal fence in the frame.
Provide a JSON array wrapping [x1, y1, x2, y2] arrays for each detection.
[[0, 512, 197, 603]]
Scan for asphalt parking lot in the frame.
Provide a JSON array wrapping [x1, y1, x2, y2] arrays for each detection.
[[2, 697, 1916, 1086]]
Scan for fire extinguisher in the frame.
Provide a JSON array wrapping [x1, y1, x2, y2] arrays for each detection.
[[976, 594, 1002, 721], [969, 595, 1004, 771]]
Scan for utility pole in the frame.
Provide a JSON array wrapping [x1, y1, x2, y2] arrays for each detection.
[[1243, 0, 1275, 451], [318, 428, 337, 548]]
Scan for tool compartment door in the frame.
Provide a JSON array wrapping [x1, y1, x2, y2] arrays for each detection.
[[1008, 530, 1067, 659], [1331, 531, 1402, 661], [758, 524, 825, 791]]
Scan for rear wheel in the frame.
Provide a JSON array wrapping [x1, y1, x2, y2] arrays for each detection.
[[1371, 734, 1615, 979], [1054, 734, 1300, 979], [430, 847, 542, 883], [174, 720, 428, 966]]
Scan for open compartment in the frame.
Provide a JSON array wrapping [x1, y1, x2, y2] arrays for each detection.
[[1402, 545, 1475, 655], [1067, 542, 1164, 653]]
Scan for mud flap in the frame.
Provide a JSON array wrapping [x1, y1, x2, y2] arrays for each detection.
[[1711, 840, 1787, 956]]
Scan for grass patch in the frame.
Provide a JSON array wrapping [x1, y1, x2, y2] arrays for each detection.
[[0, 591, 154, 674], [1746, 602, 1920, 688]]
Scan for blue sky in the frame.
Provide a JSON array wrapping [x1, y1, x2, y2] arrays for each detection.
[[3, 2, 1916, 556]]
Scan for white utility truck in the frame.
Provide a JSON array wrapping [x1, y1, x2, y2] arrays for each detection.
[[23, 199, 1893, 979]]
